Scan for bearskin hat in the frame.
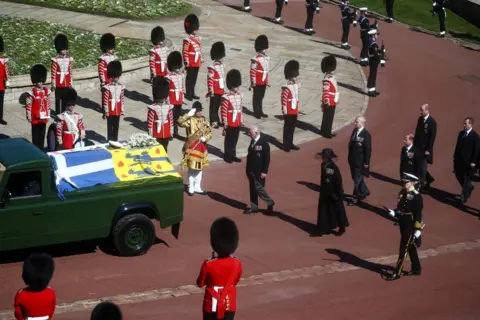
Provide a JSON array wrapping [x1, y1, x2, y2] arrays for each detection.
[[100, 33, 116, 52], [226, 69, 241, 90], [30, 64, 47, 84], [91, 302, 123, 320], [152, 77, 170, 101], [192, 101, 203, 111], [151, 26, 165, 45], [54, 34, 69, 53], [284, 60, 300, 79], [184, 14, 200, 35], [210, 217, 239, 257], [210, 41, 225, 61], [321, 55, 337, 73], [254, 34, 269, 52], [107, 60, 122, 79], [63, 88, 78, 106], [0, 36, 4, 53], [22, 253, 55, 292], [167, 51, 183, 71]]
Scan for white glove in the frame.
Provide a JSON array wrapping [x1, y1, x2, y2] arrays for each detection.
[[200, 136, 206, 143], [353, 21, 357, 25], [5, 80, 10, 87], [388, 209, 395, 217], [380, 60, 386, 64], [414, 230, 421, 238], [187, 108, 196, 117]]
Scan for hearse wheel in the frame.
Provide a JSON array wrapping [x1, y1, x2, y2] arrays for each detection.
[[112, 214, 155, 256]]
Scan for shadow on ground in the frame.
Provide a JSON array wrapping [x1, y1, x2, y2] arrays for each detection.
[[263, 210, 317, 234], [325, 248, 392, 277], [207, 191, 247, 210]]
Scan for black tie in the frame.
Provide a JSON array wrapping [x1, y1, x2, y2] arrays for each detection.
[[352, 129, 358, 141], [464, 131, 468, 138]]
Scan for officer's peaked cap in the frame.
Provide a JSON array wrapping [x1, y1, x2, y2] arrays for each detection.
[[54, 34, 69, 52], [321, 55, 337, 73], [152, 77, 170, 101], [151, 26, 165, 45], [226, 69, 242, 90], [184, 14, 200, 35], [0, 36, 4, 53], [100, 33, 116, 51], [284, 60, 300, 79], [167, 51, 183, 71], [368, 29, 377, 35], [192, 101, 203, 111], [91, 302, 123, 320], [107, 60, 122, 79], [402, 173, 419, 183], [210, 217, 239, 256], [359, 7, 368, 11], [317, 148, 338, 159], [210, 41, 226, 61], [64, 88, 78, 107], [22, 253, 55, 292], [30, 64, 47, 84], [255, 34, 269, 52]]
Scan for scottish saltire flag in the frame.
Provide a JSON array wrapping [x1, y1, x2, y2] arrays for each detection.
[[49, 145, 180, 198]]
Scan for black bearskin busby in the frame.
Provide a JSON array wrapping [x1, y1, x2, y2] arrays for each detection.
[[100, 33, 116, 52], [284, 60, 299, 80], [107, 60, 122, 79], [0, 36, 5, 53], [321, 55, 337, 73], [167, 51, 183, 71], [210, 217, 239, 257], [22, 253, 55, 292], [254, 34, 269, 53], [54, 34, 69, 53], [210, 41, 225, 61], [152, 77, 170, 101], [184, 14, 200, 35], [30, 64, 47, 84], [226, 69, 241, 90], [192, 101, 203, 111], [64, 88, 78, 106], [150, 26, 165, 45], [91, 302, 123, 320]]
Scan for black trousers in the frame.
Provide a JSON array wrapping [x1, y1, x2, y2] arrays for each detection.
[[31, 122, 46, 150], [172, 105, 182, 134], [275, 0, 284, 18], [203, 311, 235, 320], [367, 60, 379, 90], [283, 114, 297, 149], [435, 7, 446, 32], [305, 5, 315, 29], [320, 105, 335, 135], [360, 33, 369, 60], [0, 90, 4, 120], [209, 94, 222, 125], [185, 67, 199, 100], [54, 87, 69, 114], [386, 0, 395, 18], [244, 0, 249, 7], [350, 166, 369, 198], [224, 126, 240, 161], [107, 115, 120, 142], [156, 138, 169, 153], [394, 215, 421, 273], [341, 19, 350, 43], [252, 85, 266, 117], [420, 157, 434, 187], [151, 76, 164, 100], [247, 174, 274, 209], [454, 164, 473, 201]]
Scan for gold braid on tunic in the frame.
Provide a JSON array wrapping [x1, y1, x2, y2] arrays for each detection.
[[177, 114, 212, 170]]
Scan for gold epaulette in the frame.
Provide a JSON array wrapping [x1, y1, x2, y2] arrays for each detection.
[[414, 221, 425, 230]]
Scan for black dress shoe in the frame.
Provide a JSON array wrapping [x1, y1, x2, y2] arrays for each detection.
[[224, 158, 233, 164], [291, 145, 300, 151], [404, 270, 421, 276], [193, 95, 200, 100], [386, 273, 400, 281], [330, 132, 337, 137], [368, 91, 380, 97], [322, 134, 333, 139], [284, 148, 291, 152], [0, 119, 7, 125], [195, 190, 207, 195], [244, 208, 258, 214], [267, 202, 275, 213], [233, 157, 242, 163], [347, 200, 358, 206], [244, 7, 252, 12], [261, 113, 268, 118], [187, 191, 194, 196], [254, 115, 261, 119], [185, 96, 193, 101]]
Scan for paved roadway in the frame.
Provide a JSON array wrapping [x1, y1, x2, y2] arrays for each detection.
[[1, 1, 480, 319]]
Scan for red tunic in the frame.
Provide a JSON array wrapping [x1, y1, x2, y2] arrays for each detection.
[[322, 73, 339, 109], [14, 287, 56, 320], [165, 72, 185, 105], [182, 35, 202, 68], [26, 87, 51, 125], [56, 111, 85, 150], [147, 103, 174, 139], [102, 83, 125, 116], [281, 81, 300, 115], [250, 54, 269, 86], [51, 55, 73, 88], [207, 61, 225, 95], [221, 92, 242, 127], [0, 56, 10, 91], [149, 45, 168, 77], [197, 256, 242, 316], [97, 53, 117, 85]]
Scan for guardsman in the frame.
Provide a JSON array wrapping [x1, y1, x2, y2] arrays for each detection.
[[414, 104, 437, 191], [56, 88, 86, 150], [197, 217, 242, 320], [221, 69, 243, 164], [320, 55, 339, 139], [386, 0, 395, 23], [312, 148, 349, 237], [91, 302, 123, 320], [149, 26, 168, 97], [207, 41, 226, 129], [178, 102, 212, 196], [281, 60, 301, 152], [14, 253, 56, 320], [0, 36, 10, 125], [357, 8, 370, 66], [304, 0, 320, 35], [183, 14, 202, 101], [165, 51, 185, 137], [386, 173, 424, 281], [274, 0, 287, 24], [98, 33, 117, 109], [148, 77, 174, 152], [51, 34, 73, 115], [340, 0, 357, 49], [400, 134, 422, 181], [250, 35, 270, 119], [366, 28, 386, 97], [432, 0, 447, 37], [26, 64, 51, 150], [102, 61, 124, 142]]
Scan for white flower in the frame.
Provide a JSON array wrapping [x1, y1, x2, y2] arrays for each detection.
[[127, 133, 157, 148]]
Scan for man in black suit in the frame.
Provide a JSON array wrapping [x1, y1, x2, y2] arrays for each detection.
[[347, 116, 372, 206], [244, 126, 275, 214], [453, 117, 480, 203], [400, 134, 422, 181], [414, 104, 437, 190]]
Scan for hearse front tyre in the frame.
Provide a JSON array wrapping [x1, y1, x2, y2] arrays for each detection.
[[112, 214, 155, 256]]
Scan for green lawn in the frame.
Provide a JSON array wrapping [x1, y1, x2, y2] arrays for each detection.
[[3, 0, 191, 20], [0, 16, 150, 76], [351, 0, 480, 43]]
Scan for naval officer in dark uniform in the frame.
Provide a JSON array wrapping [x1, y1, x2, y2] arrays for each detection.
[[413, 104, 437, 190]]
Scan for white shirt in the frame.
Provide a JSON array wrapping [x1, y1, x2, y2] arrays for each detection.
[[252, 133, 261, 146], [406, 144, 412, 152], [465, 128, 472, 136], [424, 115, 429, 122]]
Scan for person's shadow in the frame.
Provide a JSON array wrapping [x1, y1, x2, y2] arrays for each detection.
[[428, 187, 480, 218], [297, 180, 320, 192], [207, 191, 247, 210], [325, 248, 393, 277], [370, 171, 401, 186], [262, 210, 317, 234], [124, 89, 152, 105]]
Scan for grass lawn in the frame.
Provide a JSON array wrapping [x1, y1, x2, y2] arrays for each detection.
[[0, 16, 150, 76], [3, 0, 191, 20], [351, 0, 480, 43]]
